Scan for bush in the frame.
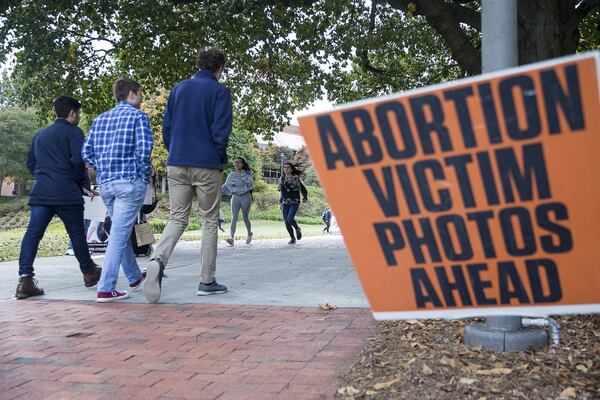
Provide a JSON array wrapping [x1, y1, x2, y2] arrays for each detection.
[[149, 218, 167, 234], [252, 180, 268, 193]]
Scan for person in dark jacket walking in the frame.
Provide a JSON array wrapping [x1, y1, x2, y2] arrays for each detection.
[[144, 47, 232, 303], [278, 162, 308, 245], [15, 95, 102, 299]]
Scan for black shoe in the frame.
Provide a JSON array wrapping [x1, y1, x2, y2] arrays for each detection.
[[197, 281, 228, 296], [15, 276, 45, 299], [83, 264, 102, 287], [288, 239, 296, 245], [143, 258, 165, 304], [296, 227, 302, 240]]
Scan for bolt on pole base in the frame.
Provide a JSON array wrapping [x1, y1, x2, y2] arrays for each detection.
[[463, 316, 548, 351]]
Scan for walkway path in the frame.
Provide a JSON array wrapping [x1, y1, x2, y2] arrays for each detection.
[[0, 235, 377, 400]]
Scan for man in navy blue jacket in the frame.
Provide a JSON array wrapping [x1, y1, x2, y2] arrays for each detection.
[[16, 95, 102, 299], [144, 47, 232, 303]]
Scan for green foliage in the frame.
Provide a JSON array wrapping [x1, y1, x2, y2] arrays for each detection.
[[0, 108, 40, 185], [149, 218, 167, 234], [223, 126, 263, 178], [4, 0, 596, 146]]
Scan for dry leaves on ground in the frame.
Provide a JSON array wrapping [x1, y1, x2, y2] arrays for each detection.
[[336, 315, 599, 399]]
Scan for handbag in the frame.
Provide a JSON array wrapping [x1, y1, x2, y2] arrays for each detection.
[[133, 215, 156, 247]]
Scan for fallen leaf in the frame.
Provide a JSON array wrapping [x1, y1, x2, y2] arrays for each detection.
[[373, 375, 400, 390], [365, 390, 378, 396], [459, 378, 477, 385], [559, 387, 576, 398], [475, 368, 512, 375], [406, 357, 416, 365], [319, 303, 337, 311], [516, 363, 529, 371], [374, 349, 388, 357], [422, 364, 433, 375], [65, 332, 93, 338], [576, 364, 588, 373], [440, 356, 456, 368], [337, 386, 360, 396]]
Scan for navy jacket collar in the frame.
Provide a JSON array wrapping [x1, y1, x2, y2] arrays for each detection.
[[54, 118, 74, 127], [194, 70, 217, 81]]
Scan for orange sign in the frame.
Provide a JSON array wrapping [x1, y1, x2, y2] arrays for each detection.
[[299, 52, 600, 319]]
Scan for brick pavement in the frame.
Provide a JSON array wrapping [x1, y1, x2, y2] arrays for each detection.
[[0, 300, 376, 400]]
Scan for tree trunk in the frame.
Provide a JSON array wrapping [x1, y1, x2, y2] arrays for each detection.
[[0, 169, 5, 196], [518, 0, 580, 66]]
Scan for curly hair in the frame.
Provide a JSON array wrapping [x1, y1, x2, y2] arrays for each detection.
[[196, 47, 226, 73]]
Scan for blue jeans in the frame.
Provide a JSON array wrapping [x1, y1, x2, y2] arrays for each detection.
[[98, 178, 146, 293], [282, 203, 300, 240], [19, 204, 95, 276]]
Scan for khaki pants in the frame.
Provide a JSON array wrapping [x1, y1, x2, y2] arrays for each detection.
[[152, 166, 221, 284]]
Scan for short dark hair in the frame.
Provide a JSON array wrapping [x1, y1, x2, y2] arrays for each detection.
[[196, 47, 226, 73], [113, 77, 142, 101], [53, 95, 81, 118]]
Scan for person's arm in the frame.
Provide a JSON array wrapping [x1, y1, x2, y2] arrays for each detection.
[[221, 172, 234, 196], [82, 122, 96, 169], [26, 134, 38, 176], [243, 172, 253, 192], [68, 128, 87, 190], [210, 86, 233, 165], [135, 113, 154, 180], [162, 90, 174, 150], [300, 180, 308, 203]]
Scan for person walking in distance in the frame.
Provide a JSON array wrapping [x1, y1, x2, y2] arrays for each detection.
[[83, 78, 154, 302], [15, 95, 102, 299], [144, 47, 232, 303], [222, 156, 254, 246], [322, 207, 332, 233], [278, 162, 308, 245]]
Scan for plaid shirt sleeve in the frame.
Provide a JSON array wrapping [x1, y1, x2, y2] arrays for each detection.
[[82, 121, 96, 169], [135, 113, 154, 179]]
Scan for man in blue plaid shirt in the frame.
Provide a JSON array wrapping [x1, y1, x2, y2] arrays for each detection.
[[83, 77, 153, 302]]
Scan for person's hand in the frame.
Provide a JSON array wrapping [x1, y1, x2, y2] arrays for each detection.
[[302, 197, 307, 203], [278, 183, 282, 191], [83, 187, 100, 200]]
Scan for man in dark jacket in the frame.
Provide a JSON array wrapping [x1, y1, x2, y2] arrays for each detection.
[[144, 47, 232, 303], [15, 95, 102, 299]]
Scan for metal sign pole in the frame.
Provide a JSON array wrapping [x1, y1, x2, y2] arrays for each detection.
[[463, 0, 548, 351]]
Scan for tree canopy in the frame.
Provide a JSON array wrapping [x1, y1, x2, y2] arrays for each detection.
[[0, 108, 39, 187], [1, 0, 598, 138]]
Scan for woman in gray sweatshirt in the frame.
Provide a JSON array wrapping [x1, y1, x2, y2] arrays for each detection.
[[221, 157, 254, 245]]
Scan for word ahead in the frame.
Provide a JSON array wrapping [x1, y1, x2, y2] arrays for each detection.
[[298, 52, 600, 320]]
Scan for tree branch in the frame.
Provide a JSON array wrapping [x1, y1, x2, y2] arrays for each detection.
[[169, 0, 318, 6], [386, 0, 481, 31], [393, 0, 481, 75], [361, 2, 388, 77], [573, 0, 600, 26]]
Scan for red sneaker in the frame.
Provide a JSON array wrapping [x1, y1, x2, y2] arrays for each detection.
[[96, 290, 129, 303], [129, 271, 147, 291]]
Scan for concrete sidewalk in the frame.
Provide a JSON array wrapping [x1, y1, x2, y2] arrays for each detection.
[[0, 235, 377, 400]]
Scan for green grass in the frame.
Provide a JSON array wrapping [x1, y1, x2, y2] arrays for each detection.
[[0, 221, 69, 262], [0, 183, 330, 261], [179, 220, 326, 241], [0, 219, 328, 262]]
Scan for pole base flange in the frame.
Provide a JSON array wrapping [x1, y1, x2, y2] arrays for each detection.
[[464, 324, 548, 351]]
